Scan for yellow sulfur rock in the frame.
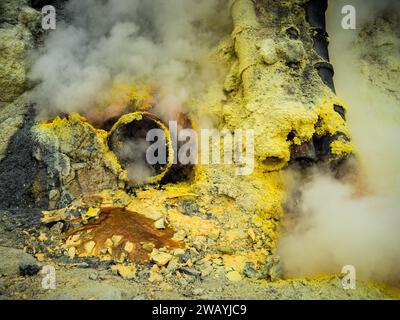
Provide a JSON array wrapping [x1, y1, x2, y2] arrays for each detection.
[[226, 270, 243, 282], [222, 251, 267, 273], [38, 232, 47, 242], [111, 264, 137, 280], [148, 265, 163, 283], [111, 235, 123, 246], [167, 209, 220, 239], [68, 246, 76, 259], [151, 251, 173, 267], [124, 241, 134, 253], [42, 208, 68, 223], [154, 219, 165, 229], [142, 242, 155, 253], [104, 238, 113, 248], [84, 241, 96, 254], [66, 234, 81, 247], [83, 207, 100, 220], [248, 228, 256, 242], [35, 253, 45, 262]]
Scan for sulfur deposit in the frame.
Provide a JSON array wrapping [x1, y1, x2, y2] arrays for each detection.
[[0, 0, 398, 300], [24, 0, 356, 281], [2, 0, 353, 274]]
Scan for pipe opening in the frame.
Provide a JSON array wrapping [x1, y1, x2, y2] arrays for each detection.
[[285, 27, 300, 40], [334, 104, 346, 120], [108, 112, 173, 185], [290, 140, 317, 168], [263, 156, 286, 171], [287, 131, 296, 141]]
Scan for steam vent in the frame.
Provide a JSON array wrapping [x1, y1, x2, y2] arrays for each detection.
[[0, 0, 399, 300]]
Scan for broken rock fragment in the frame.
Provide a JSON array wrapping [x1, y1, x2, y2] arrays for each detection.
[[111, 264, 137, 280], [151, 251, 173, 267]]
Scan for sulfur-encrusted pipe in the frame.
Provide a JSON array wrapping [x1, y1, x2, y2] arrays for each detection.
[[230, 0, 262, 103], [224, 0, 353, 172], [108, 112, 174, 185]]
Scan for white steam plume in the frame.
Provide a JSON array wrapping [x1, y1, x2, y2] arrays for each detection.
[[29, 0, 230, 120]]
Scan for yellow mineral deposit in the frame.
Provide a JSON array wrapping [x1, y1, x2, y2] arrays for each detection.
[[38, 0, 355, 282], [124, 241, 134, 253], [111, 264, 137, 280], [38, 232, 47, 242], [84, 82, 155, 129]]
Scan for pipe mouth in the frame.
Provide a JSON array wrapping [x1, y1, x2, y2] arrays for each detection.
[[108, 112, 174, 185], [290, 140, 317, 167], [263, 156, 287, 171]]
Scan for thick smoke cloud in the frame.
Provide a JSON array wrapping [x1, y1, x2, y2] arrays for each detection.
[[279, 169, 400, 281], [278, 0, 400, 282], [29, 0, 230, 120]]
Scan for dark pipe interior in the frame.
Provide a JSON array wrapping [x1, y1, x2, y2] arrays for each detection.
[[108, 117, 169, 181]]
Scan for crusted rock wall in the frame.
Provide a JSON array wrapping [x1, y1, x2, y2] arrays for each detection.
[[0, 1, 42, 208], [0, 0, 41, 105], [32, 113, 127, 209], [0, 0, 41, 161]]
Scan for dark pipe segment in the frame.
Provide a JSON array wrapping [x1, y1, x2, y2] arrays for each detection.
[[316, 62, 336, 93], [290, 140, 318, 167], [304, 0, 328, 30], [304, 0, 336, 93]]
